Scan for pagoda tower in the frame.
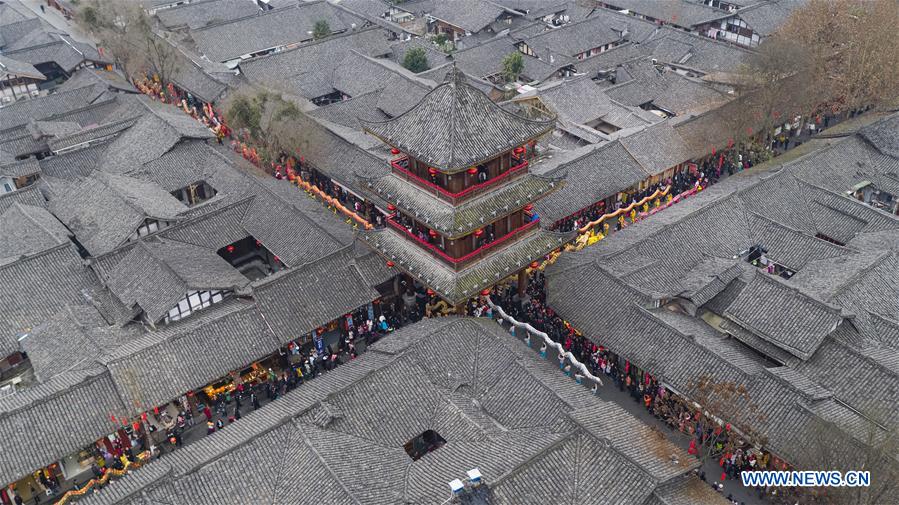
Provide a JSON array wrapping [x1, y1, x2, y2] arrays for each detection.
[[357, 68, 572, 304]]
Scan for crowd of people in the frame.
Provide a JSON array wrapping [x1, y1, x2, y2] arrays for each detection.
[[555, 147, 764, 233], [480, 273, 810, 505]]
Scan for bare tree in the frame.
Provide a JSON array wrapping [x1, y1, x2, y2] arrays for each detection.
[[686, 375, 769, 468], [760, 0, 899, 115], [791, 410, 899, 505], [75, 0, 179, 85]]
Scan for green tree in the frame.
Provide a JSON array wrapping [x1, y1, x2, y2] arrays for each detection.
[[312, 20, 331, 40], [402, 47, 429, 73], [502, 52, 524, 83]]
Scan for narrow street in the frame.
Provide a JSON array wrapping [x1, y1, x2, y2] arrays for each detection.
[[17, 0, 95, 44]]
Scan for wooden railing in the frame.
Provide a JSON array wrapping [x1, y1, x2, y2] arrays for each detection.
[[390, 157, 529, 205], [387, 217, 540, 270]]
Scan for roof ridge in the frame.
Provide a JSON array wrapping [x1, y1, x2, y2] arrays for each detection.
[[748, 268, 848, 317], [12, 201, 65, 243], [0, 241, 70, 271]]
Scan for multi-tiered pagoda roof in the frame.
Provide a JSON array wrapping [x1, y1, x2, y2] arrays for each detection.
[[358, 68, 573, 303], [361, 67, 555, 172]]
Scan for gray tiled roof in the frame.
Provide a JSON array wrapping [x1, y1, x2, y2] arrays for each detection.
[[155, 0, 261, 30], [0, 367, 125, 486], [55, 67, 137, 94], [619, 120, 693, 175], [360, 225, 572, 303], [0, 243, 98, 356], [733, 0, 805, 38], [428, 0, 509, 32], [0, 53, 44, 80], [360, 171, 561, 237], [105, 299, 279, 414], [0, 84, 103, 135], [252, 245, 379, 342], [606, 59, 729, 115], [18, 304, 117, 381], [0, 202, 70, 262], [641, 26, 753, 75], [106, 237, 250, 323], [4, 35, 108, 72], [452, 34, 563, 82], [522, 14, 621, 57], [77, 317, 708, 504], [191, 0, 362, 62], [723, 264, 847, 362], [537, 140, 649, 222], [361, 68, 554, 172], [99, 97, 215, 175], [0, 182, 45, 213], [240, 28, 392, 99], [49, 171, 189, 256], [600, 0, 724, 27], [528, 76, 659, 130]]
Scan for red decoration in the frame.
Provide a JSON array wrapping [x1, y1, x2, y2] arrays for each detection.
[[530, 261, 540, 269], [429, 229, 438, 237], [480, 288, 491, 296], [386, 203, 396, 212], [513, 146, 525, 155], [467, 167, 478, 175], [725, 423, 731, 431], [226, 245, 235, 253], [721, 472, 727, 482], [428, 167, 438, 176], [255, 240, 262, 248], [153, 406, 159, 415], [110, 415, 117, 423], [274, 256, 280, 263], [523, 203, 533, 212], [386, 260, 395, 268], [287, 173, 296, 182], [141, 412, 147, 422], [426, 288, 435, 296], [474, 229, 484, 237], [390, 147, 400, 155]]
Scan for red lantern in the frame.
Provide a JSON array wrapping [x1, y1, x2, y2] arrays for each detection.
[[530, 261, 540, 269], [429, 229, 438, 237], [390, 147, 400, 155], [386, 203, 396, 212], [467, 167, 478, 175], [474, 229, 484, 237], [523, 203, 533, 212], [386, 260, 395, 268], [274, 256, 280, 263], [426, 288, 435, 296], [255, 240, 262, 248], [480, 288, 491, 296], [141, 412, 147, 422], [226, 245, 235, 253], [428, 167, 438, 176], [153, 406, 159, 415], [514, 146, 525, 155], [110, 415, 117, 423]]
